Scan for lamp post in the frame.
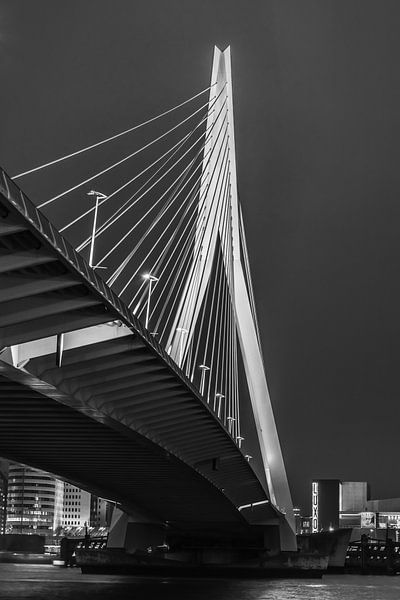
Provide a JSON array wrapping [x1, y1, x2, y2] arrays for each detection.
[[227, 415, 236, 434], [215, 393, 225, 418], [87, 190, 107, 268], [176, 327, 188, 367], [198, 364, 210, 396], [236, 435, 244, 449], [143, 274, 159, 329]]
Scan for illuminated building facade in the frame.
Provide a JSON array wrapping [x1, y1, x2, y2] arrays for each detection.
[[300, 516, 312, 535], [311, 479, 340, 532], [0, 459, 8, 535], [5, 462, 112, 537], [62, 483, 91, 528], [6, 463, 63, 537], [364, 498, 400, 536], [306, 479, 400, 537]]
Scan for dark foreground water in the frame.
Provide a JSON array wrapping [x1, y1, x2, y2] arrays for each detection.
[[0, 564, 400, 600]]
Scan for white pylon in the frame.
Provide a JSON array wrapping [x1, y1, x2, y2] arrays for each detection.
[[165, 46, 296, 549]]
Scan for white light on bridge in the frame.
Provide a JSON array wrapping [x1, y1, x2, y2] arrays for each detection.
[[143, 273, 158, 281], [198, 364, 210, 396], [215, 393, 225, 418], [236, 435, 244, 448], [227, 415, 236, 434]]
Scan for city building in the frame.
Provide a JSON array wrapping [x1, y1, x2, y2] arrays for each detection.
[[0, 459, 8, 535], [339, 481, 370, 529], [311, 480, 370, 532], [62, 483, 91, 528], [340, 481, 369, 512], [90, 495, 113, 528], [299, 516, 312, 535], [293, 507, 302, 535], [338, 500, 400, 540], [365, 497, 400, 533], [308, 479, 400, 540], [6, 463, 63, 538], [311, 479, 341, 532], [5, 461, 113, 538]]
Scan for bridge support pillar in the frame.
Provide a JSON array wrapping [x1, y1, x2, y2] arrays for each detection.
[[279, 517, 298, 553], [107, 506, 165, 553], [263, 525, 281, 556], [261, 520, 297, 555]]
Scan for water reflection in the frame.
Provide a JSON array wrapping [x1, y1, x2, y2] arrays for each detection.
[[1, 565, 400, 599]]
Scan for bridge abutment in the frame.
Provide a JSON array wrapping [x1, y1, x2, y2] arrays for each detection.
[[107, 507, 166, 553]]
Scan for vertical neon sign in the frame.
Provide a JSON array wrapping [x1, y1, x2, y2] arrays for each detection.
[[312, 481, 319, 533]]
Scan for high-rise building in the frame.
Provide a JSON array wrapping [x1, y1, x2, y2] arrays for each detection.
[[5, 461, 112, 537], [6, 463, 63, 537], [311, 479, 341, 532]]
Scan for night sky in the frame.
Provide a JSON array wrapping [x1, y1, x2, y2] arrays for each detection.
[[1, 0, 400, 513]]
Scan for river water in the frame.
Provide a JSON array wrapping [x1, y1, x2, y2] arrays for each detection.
[[0, 564, 399, 599]]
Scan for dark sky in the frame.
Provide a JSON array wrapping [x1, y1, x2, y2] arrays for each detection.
[[1, 0, 400, 513]]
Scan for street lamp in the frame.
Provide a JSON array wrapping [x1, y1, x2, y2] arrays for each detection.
[[236, 435, 244, 449], [198, 364, 210, 396], [87, 190, 107, 268], [176, 327, 188, 367], [143, 273, 159, 329], [215, 393, 225, 418], [227, 415, 236, 434]]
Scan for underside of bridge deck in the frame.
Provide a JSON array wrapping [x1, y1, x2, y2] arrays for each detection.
[[0, 371, 248, 526]]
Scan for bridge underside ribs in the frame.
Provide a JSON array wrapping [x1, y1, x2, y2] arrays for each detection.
[[0, 372, 276, 530]]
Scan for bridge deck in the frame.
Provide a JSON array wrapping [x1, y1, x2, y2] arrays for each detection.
[[0, 167, 277, 527]]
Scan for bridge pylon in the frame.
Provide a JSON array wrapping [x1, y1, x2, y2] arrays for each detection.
[[166, 46, 296, 550]]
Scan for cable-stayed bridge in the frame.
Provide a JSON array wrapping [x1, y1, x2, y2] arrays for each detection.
[[0, 47, 296, 554]]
